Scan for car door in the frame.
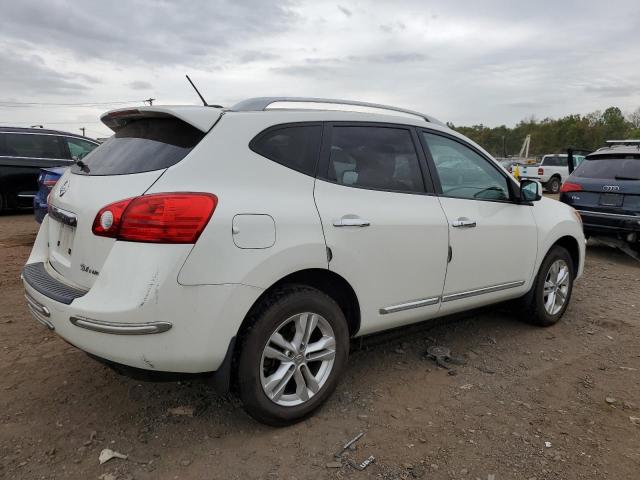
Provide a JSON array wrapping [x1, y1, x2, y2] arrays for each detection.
[[420, 130, 538, 314], [314, 123, 449, 335]]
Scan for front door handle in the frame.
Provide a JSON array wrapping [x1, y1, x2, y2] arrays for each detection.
[[333, 216, 371, 227], [452, 217, 477, 228]]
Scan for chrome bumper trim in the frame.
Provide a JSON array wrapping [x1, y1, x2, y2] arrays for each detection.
[[577, 210, 640, 221], [442, 280, 525, 303], [70, 316, 172, 335], [379, 296, 440, 314], [25, 293, 54, 330]]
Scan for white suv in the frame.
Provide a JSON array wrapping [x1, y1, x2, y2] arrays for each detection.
[[23, 97, 585, 425]]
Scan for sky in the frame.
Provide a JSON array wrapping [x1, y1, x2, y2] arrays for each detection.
[[1, 0, 639, 138]]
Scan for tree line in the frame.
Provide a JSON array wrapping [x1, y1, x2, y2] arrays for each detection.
[[449, 106, 640, 158]]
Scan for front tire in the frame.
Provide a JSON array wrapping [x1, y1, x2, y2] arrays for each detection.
[[522, 246, 574, 326], [237, 285, 349, 426]]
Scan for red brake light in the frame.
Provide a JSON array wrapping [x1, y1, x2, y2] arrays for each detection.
[[538, 167, 544, 175], [560, 182, 582, 193], [92, 193, 217, 243]]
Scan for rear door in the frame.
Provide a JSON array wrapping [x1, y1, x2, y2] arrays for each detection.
[[313, 123, 449, 335], [420, 130, 538, 314], [46, 111, 219, 288]]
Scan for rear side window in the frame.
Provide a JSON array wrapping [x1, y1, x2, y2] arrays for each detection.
[[66, 137, 98, 160], [543, 156, 567, 167], [573, 155, 640, 180], [0, 133, 66, 159], [326, 126, 424, 193], [71, 118, 204, 176], [250, 124, 322, 176]]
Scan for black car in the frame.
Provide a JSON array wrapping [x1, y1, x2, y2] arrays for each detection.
[[0, 127, 99, 211], [560, 140, 640, 251]]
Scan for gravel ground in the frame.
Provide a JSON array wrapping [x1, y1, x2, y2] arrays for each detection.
[[1, 210, 639, 480]]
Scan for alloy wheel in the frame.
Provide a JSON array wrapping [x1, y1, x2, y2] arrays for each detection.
[[543, 259, 570, 315], [260, 312, 336, 407]]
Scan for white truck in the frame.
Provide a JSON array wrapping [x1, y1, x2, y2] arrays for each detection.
[[518, 154, 585, 193]]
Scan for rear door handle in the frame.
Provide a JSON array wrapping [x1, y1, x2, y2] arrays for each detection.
[[452, 217, 476, 228], [333, 216, 371, 227]]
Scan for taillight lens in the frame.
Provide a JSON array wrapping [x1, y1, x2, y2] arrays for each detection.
[[92, 193, 218, 243], [538, 167, 544, 175], [560, 182, 582, 193]]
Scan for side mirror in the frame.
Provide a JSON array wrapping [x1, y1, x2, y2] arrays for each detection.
[[520, 179, 542, 202]]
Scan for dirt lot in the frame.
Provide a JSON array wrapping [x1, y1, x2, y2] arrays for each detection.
[[1, 211, 639, 480]]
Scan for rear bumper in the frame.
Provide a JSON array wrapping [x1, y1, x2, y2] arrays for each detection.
[[577, 209, 640, 236], [23, 275, 261, 373]]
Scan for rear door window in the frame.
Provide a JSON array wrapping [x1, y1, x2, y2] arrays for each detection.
[[250, 124, 322, 176], [573, 156, 640, 180], [0, 133, 66, 159], [71, 117, 204, 176], [325, 125, 425, 193]]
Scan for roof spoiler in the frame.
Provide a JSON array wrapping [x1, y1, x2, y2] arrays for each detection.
[[101, 106, 223, 133]]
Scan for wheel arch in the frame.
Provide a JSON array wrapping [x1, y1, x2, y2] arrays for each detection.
[[238, 268, 361, 339], [547, 235, 581, 273]]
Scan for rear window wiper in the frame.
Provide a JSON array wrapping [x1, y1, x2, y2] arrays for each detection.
[[73, 158, 90, 173], [614, 175, 640, 180]]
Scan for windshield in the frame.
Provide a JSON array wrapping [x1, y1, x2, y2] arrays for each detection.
[[572, 155, 640, 180], [71, 117, 204, 176]]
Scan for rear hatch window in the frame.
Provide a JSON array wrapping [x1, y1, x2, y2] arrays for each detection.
[[573, 155, 640, 180], [71, 117, 204, 176]]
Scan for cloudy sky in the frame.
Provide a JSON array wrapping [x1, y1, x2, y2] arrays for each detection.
[[1, 0, 639, 138]]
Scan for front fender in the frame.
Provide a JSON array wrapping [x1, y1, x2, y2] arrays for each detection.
[[531, 197, 586, 280]]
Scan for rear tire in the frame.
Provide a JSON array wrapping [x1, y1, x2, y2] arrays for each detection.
[[521, 246, 574, 326], [547, 177, 561, 194], [237, 285, 349, 426]]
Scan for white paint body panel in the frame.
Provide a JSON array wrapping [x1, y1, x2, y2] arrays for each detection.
[[314, 180, 449, 335], [23, 105, 586, 374], [437, 197, 538, 315]]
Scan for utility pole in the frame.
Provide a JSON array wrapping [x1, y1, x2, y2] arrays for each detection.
[[79, 127, 85, 136], [144, 98, 155, 106]]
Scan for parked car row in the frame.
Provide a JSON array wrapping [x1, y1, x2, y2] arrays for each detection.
[[0, 127, 99, 213]]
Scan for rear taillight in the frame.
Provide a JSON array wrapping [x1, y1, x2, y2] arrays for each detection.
[[560, 182, 582, 193], [92, 193, 218, 243], [43, 178, 58, 189], [538, 167, 544, 175]]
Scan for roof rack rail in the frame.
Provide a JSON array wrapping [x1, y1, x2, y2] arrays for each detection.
[[230, 97, 445, 126], [605, 139, 640, 145]]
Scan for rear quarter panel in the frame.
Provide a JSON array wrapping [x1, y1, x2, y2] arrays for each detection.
[[147, 112, 328, 288]]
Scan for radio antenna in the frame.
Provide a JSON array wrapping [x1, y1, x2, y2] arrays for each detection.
[[185, 74, 208, 106]]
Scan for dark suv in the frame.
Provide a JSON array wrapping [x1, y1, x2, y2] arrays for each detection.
[[0, 127, 99, 211], [560, 141, 640, 251]]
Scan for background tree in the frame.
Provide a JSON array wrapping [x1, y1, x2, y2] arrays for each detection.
[[452, 106, 639, 158]]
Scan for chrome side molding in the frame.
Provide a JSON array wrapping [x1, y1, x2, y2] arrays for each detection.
[[379, 296, 440, 314], [442, 280, 525, 303], [70, 316, 172, 335]]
